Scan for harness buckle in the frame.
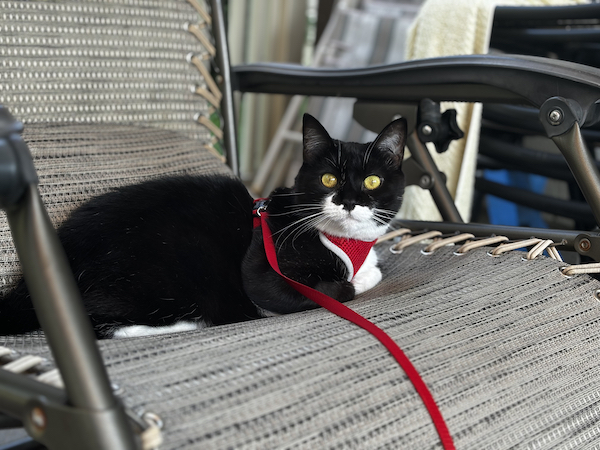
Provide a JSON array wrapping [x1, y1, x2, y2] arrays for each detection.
[[253, 198, 269, 217]]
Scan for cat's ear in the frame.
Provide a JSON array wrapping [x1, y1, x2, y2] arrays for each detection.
[[372, 117, 407, 169], [302, 113, 333, 163]]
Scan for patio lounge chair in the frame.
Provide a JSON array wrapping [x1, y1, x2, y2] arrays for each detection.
[[1, 1, 600, 448]]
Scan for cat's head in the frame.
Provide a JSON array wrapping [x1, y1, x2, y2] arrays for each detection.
[[293, 114, 407, 241]]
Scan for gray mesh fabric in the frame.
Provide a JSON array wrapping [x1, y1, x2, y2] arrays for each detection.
[[2, 243, 600, 449], [0, 123, 231, 296], [0, 0, 224, 296], [0, 0, 213, 144]]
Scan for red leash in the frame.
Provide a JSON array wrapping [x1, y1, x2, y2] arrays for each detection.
[[257, 210, 455, 450]]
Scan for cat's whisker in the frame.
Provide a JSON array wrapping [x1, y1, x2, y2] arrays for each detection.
[[373, 207, 398, 216], [274, 211, 325, 248], [372, 216, 391, 227], [325, 157, 338, 168], [267, 207, 321, 217], [290, 214, 329, 250], [286, 210, 332, 248], [372, 212, 396, 224], [283, 203, 323, 209], [373, 215, 396, 223], [272, 211, 323, 236], [270, 191, 305, 197]]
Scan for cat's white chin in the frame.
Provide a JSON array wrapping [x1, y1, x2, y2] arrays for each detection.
[[316, 195, 389, 241]]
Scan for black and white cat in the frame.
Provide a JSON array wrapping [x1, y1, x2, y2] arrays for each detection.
[[0, 114, 406, 338]]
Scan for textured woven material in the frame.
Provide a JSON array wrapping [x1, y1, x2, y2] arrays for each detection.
[[3, 242, 600, 449], [0, 123, 231, 296], [0, 0, 225, 296], [0, 0, 213, 144]]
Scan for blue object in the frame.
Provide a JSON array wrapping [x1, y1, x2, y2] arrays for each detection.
[[484, 169, 548, 228]]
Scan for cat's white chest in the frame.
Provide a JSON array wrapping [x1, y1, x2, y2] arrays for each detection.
[[351, 249, 382, 294]]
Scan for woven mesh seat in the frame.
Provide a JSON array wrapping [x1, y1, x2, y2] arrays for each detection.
[[2, 242, 600, 448], [0, 0, 213, 142], [0, 0, 225, 297], [0, 123, 230, 296]]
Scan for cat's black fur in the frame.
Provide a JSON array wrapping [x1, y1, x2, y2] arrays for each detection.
[[0, 114, 406, 338]]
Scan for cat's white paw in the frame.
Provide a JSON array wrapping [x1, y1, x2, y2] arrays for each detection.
[[352, 265, 382, 294], [352, 249, 382, 294], [112, 320, 201, 338]]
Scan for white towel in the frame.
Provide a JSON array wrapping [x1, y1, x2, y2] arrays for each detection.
[[398, 0, 589, 222]]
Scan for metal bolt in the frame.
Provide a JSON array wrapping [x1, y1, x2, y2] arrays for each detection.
[[419, 174, 433, 188], [421, 124, 433, 136], [595, 290, 600, 301], [30, 406, 46, 431], [578, 237, 591, 253], [548, 108, 563, 126]]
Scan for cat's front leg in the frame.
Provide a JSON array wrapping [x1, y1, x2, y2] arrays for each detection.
[[314, 279, 355, 303], [352, 249, 382, 295]]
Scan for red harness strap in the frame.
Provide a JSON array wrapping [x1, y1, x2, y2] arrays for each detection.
[[256, 209, 455, 450], [319, 233, 376, 280]]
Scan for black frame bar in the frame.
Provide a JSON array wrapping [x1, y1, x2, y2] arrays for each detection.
[[0, 113, 138, 449]]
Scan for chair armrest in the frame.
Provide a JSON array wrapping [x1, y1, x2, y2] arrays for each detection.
[[232, 54, 600, 128]]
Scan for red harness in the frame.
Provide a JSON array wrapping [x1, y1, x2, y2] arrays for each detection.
[[319, 233, 376, 280], [252, 200, 455, 450]]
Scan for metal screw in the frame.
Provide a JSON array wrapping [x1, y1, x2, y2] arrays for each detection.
[[419, 174, 433, 189], [421, 124, 433, 136], [30, 406, 46, 431], [578, 237, 591, 253], [548, 109, 563, 126]]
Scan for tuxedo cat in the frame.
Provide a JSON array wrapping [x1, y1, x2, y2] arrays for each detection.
[[0, 114, 406, 338]]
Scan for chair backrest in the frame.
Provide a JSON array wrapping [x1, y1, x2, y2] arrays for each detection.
[[0, 0, 215, 144], [0, 0, 232, 297]]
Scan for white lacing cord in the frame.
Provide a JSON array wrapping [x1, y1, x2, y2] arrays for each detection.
[[424, 233, 475, 253], [379, 229, 566, 262], [455, 236, 509, 254], [0, 346, 162, 449], [141, 412, 164, 450], [185, 0, 226, 164], [377, 227, 600, 277], [490, 238, 544, 256], [561, 262, 600, 276], [389, 231, 442, 254], [0, 346, 63, 388], [376, 228, 411, 244], [186, 0, 213, 25], [528, 239, 562, 261]]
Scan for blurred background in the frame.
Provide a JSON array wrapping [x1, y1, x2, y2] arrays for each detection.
[[227, 0, 599, 231]]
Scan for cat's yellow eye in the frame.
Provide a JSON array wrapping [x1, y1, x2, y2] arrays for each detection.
[[321, 173, 338, 188], [364, 175, 382, 190]]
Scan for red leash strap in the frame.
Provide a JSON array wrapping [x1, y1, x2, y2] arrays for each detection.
[[259, 211, 455, 450]]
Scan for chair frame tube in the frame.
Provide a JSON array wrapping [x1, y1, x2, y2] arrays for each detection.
[[0, 121, 138, 449]]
